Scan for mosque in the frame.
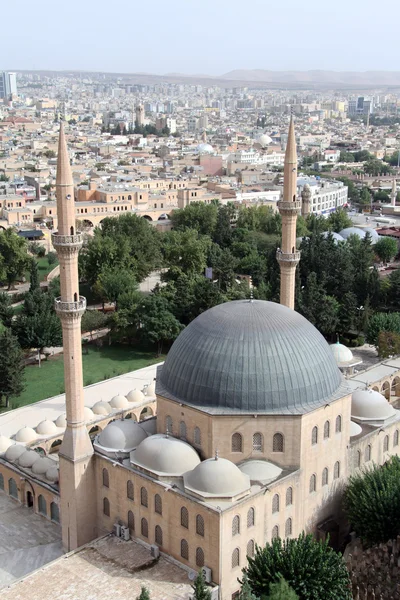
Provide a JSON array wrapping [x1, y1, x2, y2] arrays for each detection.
[[1, 119, 400, 600]]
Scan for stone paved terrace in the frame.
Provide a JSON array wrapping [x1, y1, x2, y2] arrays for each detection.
[[1, 535, 195, 600], [0, 492, 63, 589]]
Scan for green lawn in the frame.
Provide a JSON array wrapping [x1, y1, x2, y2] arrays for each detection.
[[8, 344, 165, 410], [26, 256, 59, 283]]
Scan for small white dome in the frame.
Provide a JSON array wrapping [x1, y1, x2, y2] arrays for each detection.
[[255, 133, 272, 148], [18, 450, 41, 468], [98, 420, 147, 450], [110, 395, 130, 409], [239, 460, 282, 484], [46, 466, 59, 483], [55, 414, 66, 428], [146, 382, 156, 397], [352, 389, 396, 421], [5, 444, 25, 462], [131, 434, 200, 476], [84, 406, 95, 422], [197, 143, 214, 154], [36, 419, 58, 436], [16, 426, 37, 443], [92, 401, 112, 415], [350, 420, 363, 437], [0, 435, 12, 454], [330, 342, 354, 365], [126, 389, 145, 403], [184, 457, 250, 497], [32, 457, 55, 475]]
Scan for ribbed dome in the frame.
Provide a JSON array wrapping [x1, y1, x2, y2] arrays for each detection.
[[46, 466, 59, 483], [330, 342, 354, 365], [5, 444, 25, 462], [98, 420, 147, 450], [36, 419, 58, 436], [32, 457, 55, 475], [184, 457, 250, 497], [352, 389, 395, 421], [55, 414, 66, 428], [126, 389, 145, 403], [322, 231, 344, 243], [0, 435, 12, 454], [131, 434, 200, 476], [158, 300, 344, 414]]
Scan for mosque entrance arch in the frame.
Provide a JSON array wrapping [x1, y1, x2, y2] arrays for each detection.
[[26, 491, 33, 508]]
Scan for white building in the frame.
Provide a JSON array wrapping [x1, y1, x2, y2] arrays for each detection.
[[297, 177, 348, 215]]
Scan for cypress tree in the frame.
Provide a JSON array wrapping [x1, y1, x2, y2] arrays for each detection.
[[192, 570, 211, 600], [0, 328, 24, 408], [136, 586, 150, 600]]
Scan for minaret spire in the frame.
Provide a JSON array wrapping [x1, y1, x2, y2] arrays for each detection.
[[391, 178, 397, 207], [52, 120, 95, 552], [276, 114, 301, 309]]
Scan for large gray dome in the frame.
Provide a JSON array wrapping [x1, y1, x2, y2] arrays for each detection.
[[157, 300, 345, 414]]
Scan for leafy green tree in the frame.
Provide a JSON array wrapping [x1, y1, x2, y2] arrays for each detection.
[[343, 455, 400, 546], [377, 331, 400, 358], [366, 312, 400, 345], [47, 252, 57, 266], [374, 237, 398, 263], [136, 294, 183, 355], [338, 292, 358, 334], [213, 205, 234, 247], [243, 533, 351, 600], [387, 269, 400, 310], [359, 186, 371, 206], [162, 229, 211, 276], [81, 310, 108, 339], [93, 267, 138, 310], [267, 578, 299, 599], [0, 229, 31, 289], [364, 159, 392, 176], [170, 202, 218, 236], [136, 586, 150, 600], [191, 570, 211, 600], [0, 328, 25, 407], [325, 208, 352, 233], [0, 292, 14, 328], [239, 573, 258, 600], [29, 260, 40, 292]]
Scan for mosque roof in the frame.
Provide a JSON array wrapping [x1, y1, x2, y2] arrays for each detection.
[[184, 457, 250, 498], [130, 434, 200, 476], [97, 419, 148, 451], [351, 389, 396, 421], [157, 300, 346, 415]]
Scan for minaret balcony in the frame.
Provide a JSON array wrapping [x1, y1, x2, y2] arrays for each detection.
[[276, 250, 301, 264], [51, 232, 83, 250], [277, 200, 302, 213], [54, 296, 86, 318]]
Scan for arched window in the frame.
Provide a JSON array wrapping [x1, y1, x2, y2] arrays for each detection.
[[103, 497, 110, 517], [247, 507, 255, 528], [323, 420, 330, 439], [272, 525, 279, 539], [141, 518, 148, 538], [365, 445, 371, 462], [196, 547, 204, 567], [285, 518, 292, 537], [309, 474, 316, 493], [273, 433, 284, 452], [334, 461, 340, 479], [196, 514, 205, 536], [127, 480, 134, 500], [128, 195, 132, 200], [394, 430, 399, 447], [155, 525, 163, 546], [0, 473, 3, 490], [179, 421, 187, 440], [322, 467, 329, 486], [286, 487, 293, 506], [140, 487, 148, 507], [311, 426, 318, 445], [181, 506, 189, 528], [154, 494, 162, 515], [128, 510, 134, 532], [50, 502, 59, 523], [165, 415, 173, 434], [38, 494, 47, 516], [272, 494, 280, 513], [232, 515, 240, 536], [252, 432, 263, 452], [246, 539, 255, 557], [194, 427, 201, 446], [232, 432, 243, 452], [8, 478, 17, 499], [232, 548, 240, 569], [181, 539, 189, 560], [335, 415, 342, 433], [102, 468, 109, 488], [384, 435, 389, 453]]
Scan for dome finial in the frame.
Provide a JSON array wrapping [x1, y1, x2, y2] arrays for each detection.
[[249, 277, 254, 303], [165, 425, 170, 438], [215, 448, 219, 461]]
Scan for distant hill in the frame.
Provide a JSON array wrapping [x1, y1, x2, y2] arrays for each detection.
[[220, 69, 400, 85]]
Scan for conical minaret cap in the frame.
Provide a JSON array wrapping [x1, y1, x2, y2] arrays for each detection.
[[56, 121, 73, 186], [285, 116, 297, 165]]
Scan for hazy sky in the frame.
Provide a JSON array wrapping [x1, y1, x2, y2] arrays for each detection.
[[3, 0, 399, 74]]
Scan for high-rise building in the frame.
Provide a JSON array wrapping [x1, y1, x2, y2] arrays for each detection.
[[0, 71, 17, 99]]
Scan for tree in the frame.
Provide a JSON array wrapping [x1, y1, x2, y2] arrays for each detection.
[[47, 252, 57, 266], [162, 229, 211, 276], [170, 202, 218, 236], [0, 328, 25, 407], [213, 205, 233, 247], [267, 578, 299, 600], [239, 573, 258, 600], [326, 208, 352, 233], [136, 586, 150, 600], [377, 331, 400, 358], [0, 292, 14, 328], [366, 312, 400, 345], [343, 455, 400, 546], [93, 267, 138, 310], [243, 533, 351, 600], [0, 229, 31, 289], [191, 570, 211, 600], [29, 260, 39, 292], [374, 237, 398, 263], [81, 310, 108, 339], [136, 294, 183, 355], [359, 186, 371, 206]]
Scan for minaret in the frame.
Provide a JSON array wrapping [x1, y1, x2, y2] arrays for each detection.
[[391, 179, 397, 207], [135, 103, 144, 127], [276, 116, 301, 309], [52, 121, 95, 551], [301, 183, 311, 217]]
